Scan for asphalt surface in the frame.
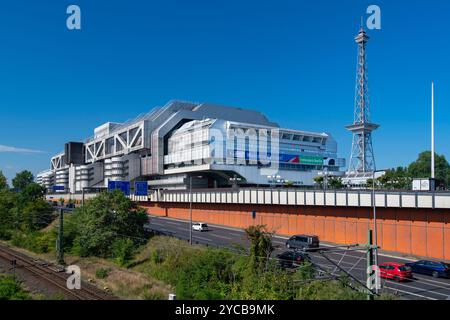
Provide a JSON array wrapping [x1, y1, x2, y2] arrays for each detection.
[[147, 215, 450, 300]]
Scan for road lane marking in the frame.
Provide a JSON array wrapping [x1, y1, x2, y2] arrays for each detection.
[[209, 234, 233, 240], [193, 236, 212, 242], [383, 286, 437, 300], [165, 221, 182, 226], [412, 275, 450, 287], [405, 278, 450, 293], [386, 281, 450, 298], [152, 228, 170, 233], [150, 222, 165, 227]]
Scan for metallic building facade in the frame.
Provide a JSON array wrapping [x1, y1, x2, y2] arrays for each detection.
[[37, 100, 345, 193]]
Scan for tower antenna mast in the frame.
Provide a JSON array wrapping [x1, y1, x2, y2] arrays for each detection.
[[346, 25, 379, 174]]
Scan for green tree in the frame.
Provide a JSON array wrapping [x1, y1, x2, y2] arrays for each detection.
[[0, 189, 18, 239], [20, 199, 54, 232], [284, 180, 294, 188], [328, 177, 343, 189], [71, 190, 148, 258], [12, 170, 34, 191], [408, 151, 450, 186], [313, 176, 324, 188], [18, 183, 46, 204], [0, 171, 8, 190], [244, 225, 274, 273], [377, 167, 412, 190]]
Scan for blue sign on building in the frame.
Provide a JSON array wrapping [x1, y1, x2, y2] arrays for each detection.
[[107, 180, 116, 190], [135, 181, 148, 196], [53, 185, 65, 192], [108, 180, 130, 196]]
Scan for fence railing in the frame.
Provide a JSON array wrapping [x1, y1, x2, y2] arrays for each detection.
[[143, 188, 450, 209]]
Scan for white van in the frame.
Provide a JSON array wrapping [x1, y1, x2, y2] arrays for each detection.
[[192, 222, 208, 232]]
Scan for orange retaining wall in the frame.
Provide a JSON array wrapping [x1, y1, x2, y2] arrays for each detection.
[[141, 202, 450, 260]]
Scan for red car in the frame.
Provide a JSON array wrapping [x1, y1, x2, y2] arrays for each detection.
[[378, 262, 413, 282]]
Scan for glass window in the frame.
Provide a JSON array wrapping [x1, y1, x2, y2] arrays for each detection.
[[399, 266, 411, 271]]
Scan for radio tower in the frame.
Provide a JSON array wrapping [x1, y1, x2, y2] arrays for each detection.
[[346, 25, 379, 174]]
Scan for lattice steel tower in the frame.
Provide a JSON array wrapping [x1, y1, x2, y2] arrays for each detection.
[[346, 26, 379, 173]]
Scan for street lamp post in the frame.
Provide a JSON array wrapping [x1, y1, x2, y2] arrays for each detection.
[[371, 169, 385, 293], [372, 171, 377, 266]]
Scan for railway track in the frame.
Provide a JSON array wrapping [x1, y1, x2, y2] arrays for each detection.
[[0, 244, 115, 300]]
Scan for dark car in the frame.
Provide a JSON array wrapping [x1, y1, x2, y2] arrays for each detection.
[[405, 260, 450, 278], [276, 251, 306, 269], [286, 235, 320, 251]]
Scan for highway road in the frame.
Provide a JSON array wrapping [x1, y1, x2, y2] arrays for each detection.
[[146, 215, 450, 300]]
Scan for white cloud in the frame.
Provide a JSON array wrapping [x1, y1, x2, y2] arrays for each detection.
[[0, 144, 44, 154]]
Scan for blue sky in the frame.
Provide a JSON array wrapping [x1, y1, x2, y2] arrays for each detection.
[[0, 0, 449, 181]]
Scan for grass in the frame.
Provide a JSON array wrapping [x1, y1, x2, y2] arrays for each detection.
[[65, 255, 172, 300]]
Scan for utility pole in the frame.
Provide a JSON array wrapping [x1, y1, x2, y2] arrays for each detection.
[[372, 171, 378, 269], [366, 229, 375, 300], [10, 259, 16, 280], [57, 208, 65, 265], [431, 81, 435, 179]]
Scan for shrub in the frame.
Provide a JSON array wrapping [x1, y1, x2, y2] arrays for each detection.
[[10, 231, 56, 254], [142, 289, 166, 300], [111, 238, 135, 267], [0, 275, 32, 300], [151, 248, 164, 264], [176, 249, 236, 299], [95, 268, 112, 279]]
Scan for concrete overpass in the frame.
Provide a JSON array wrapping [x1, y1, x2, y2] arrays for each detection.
[[48, 188, 450, 260]]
